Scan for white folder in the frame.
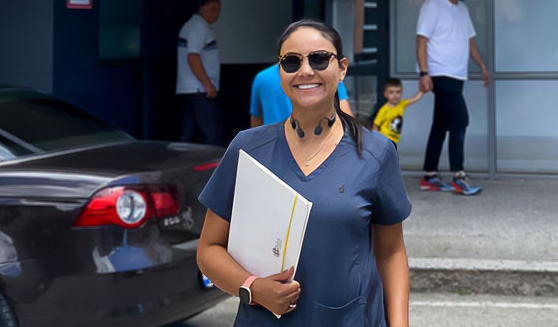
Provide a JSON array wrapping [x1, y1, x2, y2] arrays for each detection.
[[228, 150, 312, 280]]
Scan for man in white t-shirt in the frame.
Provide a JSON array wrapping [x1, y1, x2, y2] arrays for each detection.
[[416, 0, 489, 195], [176, 0, 222, 145]]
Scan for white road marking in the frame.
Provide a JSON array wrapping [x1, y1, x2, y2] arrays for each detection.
[[411, 301, 558, 310], [408, 257, 558, 272]]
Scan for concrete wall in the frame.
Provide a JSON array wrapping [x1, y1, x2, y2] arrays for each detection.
[[0, 0, 54, 93]]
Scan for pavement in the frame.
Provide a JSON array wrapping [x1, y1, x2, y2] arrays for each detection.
[[181, 294, 558, 327], [178, 175, 558, 327], [403, 175, 558, 261], [402, 174, 558, 297]]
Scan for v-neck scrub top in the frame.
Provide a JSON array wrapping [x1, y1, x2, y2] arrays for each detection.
[[199, 122, 412, 327]]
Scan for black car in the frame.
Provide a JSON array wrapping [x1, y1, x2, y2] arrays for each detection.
[[0, 85, 227, 327]]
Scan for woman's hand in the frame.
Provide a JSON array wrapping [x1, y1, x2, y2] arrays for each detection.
[[251, 266, 301, 315], [198, 210, 299, 316]]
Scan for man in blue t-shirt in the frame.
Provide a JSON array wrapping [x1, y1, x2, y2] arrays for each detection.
[[249, 64, 352, 127]]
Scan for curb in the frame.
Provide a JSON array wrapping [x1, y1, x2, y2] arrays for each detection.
[[409, 258, 558, 297]]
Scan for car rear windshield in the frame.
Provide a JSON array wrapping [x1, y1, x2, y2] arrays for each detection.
[[0, 90, 133, 161]]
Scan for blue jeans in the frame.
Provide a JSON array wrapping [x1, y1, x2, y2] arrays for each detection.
[[422, 76, 468, 172], [178, 93, 223, 146]]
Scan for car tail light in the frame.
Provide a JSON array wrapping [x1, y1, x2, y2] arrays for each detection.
[[192, 161, 219, 171], [73, 185, 180, 229], [148, 185, 179, 218], [116, 190, 147, 225]]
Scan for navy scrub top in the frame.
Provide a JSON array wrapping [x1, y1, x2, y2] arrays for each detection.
[[199, 122, 411, 327]]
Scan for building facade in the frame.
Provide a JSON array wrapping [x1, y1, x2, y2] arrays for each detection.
[[1, 0, 557, 175], [390, 0, 558, 175]]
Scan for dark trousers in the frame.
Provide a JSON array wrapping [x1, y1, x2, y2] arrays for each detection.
[[422, 76, 469, 172], [178, 93, 223, 146]]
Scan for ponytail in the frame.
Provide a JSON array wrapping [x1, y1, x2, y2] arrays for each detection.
[[334, 91, 363, 158]]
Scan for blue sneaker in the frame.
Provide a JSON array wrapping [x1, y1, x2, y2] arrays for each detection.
[[420, 175, 454, 192], [452, 175, 482, 195]]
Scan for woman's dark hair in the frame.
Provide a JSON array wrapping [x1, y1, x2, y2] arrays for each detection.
[[278, 19, 363, 157]]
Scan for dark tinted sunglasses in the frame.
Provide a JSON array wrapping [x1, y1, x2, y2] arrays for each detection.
[[278, 51, 337, 74]]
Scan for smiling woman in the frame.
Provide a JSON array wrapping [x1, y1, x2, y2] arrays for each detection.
[[197, 20, 411, 327]]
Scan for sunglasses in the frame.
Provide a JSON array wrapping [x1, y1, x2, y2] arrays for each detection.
[[278, 51, 337, 74]]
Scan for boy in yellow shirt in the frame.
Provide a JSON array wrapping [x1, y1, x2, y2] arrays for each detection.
[[373, 78, 424, 149]]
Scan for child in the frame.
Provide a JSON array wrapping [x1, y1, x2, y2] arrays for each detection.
[[373, 78, 423, 149]]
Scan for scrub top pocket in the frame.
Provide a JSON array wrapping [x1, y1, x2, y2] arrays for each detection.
[[309, 295, 367, 327]]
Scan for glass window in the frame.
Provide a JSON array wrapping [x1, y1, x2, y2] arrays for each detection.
[[496, 81, 558, 173], [99, 0, 143, 60], [398, 80, 488, 172], [344, 75, 377, 125], [0, 90, 133, 160], [495, 0, 558, 72], [0, 133, 32, 160], [394, 0, 488, 74]]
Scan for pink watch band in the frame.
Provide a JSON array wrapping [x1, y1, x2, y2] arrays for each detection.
[[241, 275, 258, 305], [242, 275, 258, 288]]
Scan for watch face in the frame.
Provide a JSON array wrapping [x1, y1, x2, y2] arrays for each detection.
[[239, 286, 251, 304]]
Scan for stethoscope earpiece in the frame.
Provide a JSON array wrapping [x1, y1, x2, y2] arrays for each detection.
[[290, 113, 336, 138], [290, 117, 306, 138]]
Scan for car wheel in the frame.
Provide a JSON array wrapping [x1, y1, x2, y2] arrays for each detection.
[[0, 293, 18, 327]]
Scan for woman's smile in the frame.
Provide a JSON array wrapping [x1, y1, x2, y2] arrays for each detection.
[[295, 83, 322, 90]]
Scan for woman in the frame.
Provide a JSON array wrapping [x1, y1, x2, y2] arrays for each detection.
[[197, 20, 411, 327]]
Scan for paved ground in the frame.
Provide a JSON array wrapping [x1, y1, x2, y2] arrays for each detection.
[[404, 175, 558, 297], [178, 293, 558, 327], [408, 293, 558, 327], [178, 298, 236, 327], [402, 175, 558, 261], [173, 176, 558, 327]]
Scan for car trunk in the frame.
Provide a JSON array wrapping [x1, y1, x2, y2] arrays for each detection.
[[0, 141, 225, 244]]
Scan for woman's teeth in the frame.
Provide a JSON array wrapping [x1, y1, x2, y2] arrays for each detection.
[[297, 84, 319, 90]]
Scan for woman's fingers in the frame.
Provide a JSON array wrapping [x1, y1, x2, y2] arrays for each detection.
[[284, 303, 297, 314], [287, 291, 299, 307], [252, 269, 301, 315], [284, 283, 300, 298], [267, 266, 295, 283], [280, 283, 301, 313], [269, 281, 301, 314]]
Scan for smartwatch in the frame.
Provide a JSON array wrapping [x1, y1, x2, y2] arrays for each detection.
[[239, 275, 258, 305], [419, 71, 429, 77]]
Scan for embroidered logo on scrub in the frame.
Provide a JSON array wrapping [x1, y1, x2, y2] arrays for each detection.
[[272, 238, 282, 257]]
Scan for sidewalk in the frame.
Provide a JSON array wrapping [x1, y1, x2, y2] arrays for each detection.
[[402, 175, 558, 296], [179, 176, 558, 327], [182, 294, 558, 327]]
